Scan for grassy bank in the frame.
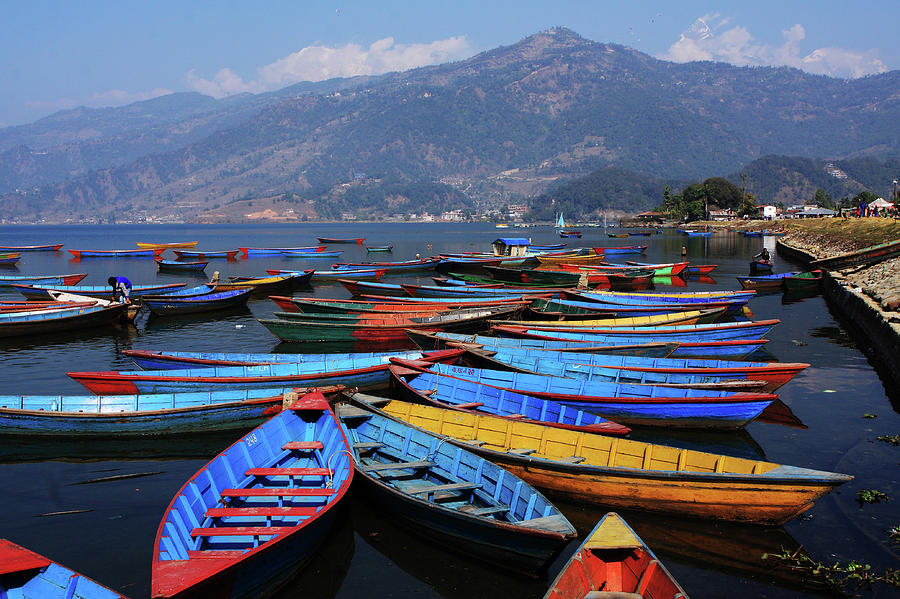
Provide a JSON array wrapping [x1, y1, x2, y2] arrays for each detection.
[[686, 218, 900, 251]]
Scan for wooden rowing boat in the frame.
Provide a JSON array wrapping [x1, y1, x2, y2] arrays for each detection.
[[122, 349, 447, 370], [239, 246, 325, 256], [136, 241, 199, 249], [68, 350, 463, 394], [0, 538, 124, 597], [0, 244, 63, 251], [0, 293, 127, 338], [173, 249, 240, 260], [13, 282, 185, 300], [544, 512, 688, 599], [212, 272, 312, 296], [388, 360, 776, 430], [269, 295, 528, 314], [0, 273, 87, 286], [809, 238, 900, 270], [331, 257, 441, 272], [389, 363, 630, 435], [151, 391, 353, 599], [360, 396, 852, 524], [316, 237, 365, 244], [0, 387, 338, 437], [592, 246, 648, 254], [143, 289, 252, 316], [337, 400, 576, 572], [68, 248, 164, 258], [156, 259, 208, 272], [0, 253, 21, 265]]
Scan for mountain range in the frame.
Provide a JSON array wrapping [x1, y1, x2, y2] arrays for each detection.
[[1, 27, 898, 223]]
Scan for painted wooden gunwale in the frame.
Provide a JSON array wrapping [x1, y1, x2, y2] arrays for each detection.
[[316, 237, 365, 244], [156, 259, 208, 272], [123, 349, 443, 370], [151, 392, 353, 599], [0, 243, 63, 251], [239, 246, 325, 256], [269, 295, 528, 314], [0, 272, 87, 286], [68, 248, 165, 258], [136, 241, 200, 249], [13, 282, 185, 300], [337, 402, 576, 572], [490, 317, 778, 342], [173, 250, 239, 260], [362, 397, 852, 524]]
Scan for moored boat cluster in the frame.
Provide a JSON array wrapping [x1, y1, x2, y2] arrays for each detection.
[[0, 236, 852, 599]]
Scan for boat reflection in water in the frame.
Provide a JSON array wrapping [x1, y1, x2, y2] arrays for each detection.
[[349, 497, 549, 598]]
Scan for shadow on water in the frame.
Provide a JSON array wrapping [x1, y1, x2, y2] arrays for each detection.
[[346, 495, 547, 598], [808, 325, 858, 349]]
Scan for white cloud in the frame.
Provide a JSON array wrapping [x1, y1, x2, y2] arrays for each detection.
[[661, 15, 887, 78], [187, 36, 475, 98]]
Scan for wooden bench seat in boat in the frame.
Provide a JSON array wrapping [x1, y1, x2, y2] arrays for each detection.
[[219, 488, 334, 497], [187, 550, 248, 559], [282, 441, 323, 451], [205, 506, 319, 517], [245, 467, 332, 476], [353, 441, 384, 450], [190, 526, 291, 537], [460, 504, 510, 516], [408, 482, 479, 497], [516, 514, 573, 533], [360, 460, 434, 472]]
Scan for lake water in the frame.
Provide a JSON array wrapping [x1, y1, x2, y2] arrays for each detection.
[[0, 223, 897, 598]]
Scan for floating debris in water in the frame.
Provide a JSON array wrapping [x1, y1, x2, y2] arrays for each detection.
[[72, 471, 161, 485], [34, 509, 93, 518]]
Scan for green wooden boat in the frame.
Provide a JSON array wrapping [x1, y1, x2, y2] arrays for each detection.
[[810, 239, 900, 270], [782, 270, 823, 291]]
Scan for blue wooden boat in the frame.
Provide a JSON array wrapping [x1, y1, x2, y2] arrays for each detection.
[[331, 257, 442, 272], [141, 285, 217, 299], [362, 294, 542, 305], [173, 249, 240, 260], [749, 260, 773, 274], [157, 258, 208, 272], [0, 538, 124, 598], [564, 290, 751, 309], [365, 245, 393, 252], [0, 301, 127, 338], [122, 348, 443, 370], [282, 250, 344, 258], [337, 398, 577, 571], [239, 246, 324, 256], [685, 231, 713, 237], [592, 245, 647, 254], [389, 360, 776, 430], [388, 362, 630, 435], [151, 391, 353, 599], [0, 272, 88, 286], [0, 244, 63, 251], [302, 268, 385, 281], [13, 282, 185, 300], [406, 330, 680, 358], [401, 282, 563, 298], [0, 388, 314, 437], [527, 243, 566, 251], [457, 344, 807, 393], [465, 348, 770, 391], [569, 288, 753, 301], [490, 326, 769, 358], [492, 318, 780, 342], [143, 288, 252, 316], [68, 349, 464, 395], [531, 296, 746, 317], [742, 231, 764, 237], [68, 248, 163, 258]]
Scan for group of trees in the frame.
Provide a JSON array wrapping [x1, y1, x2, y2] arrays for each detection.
[[659, 177, 757, 221]]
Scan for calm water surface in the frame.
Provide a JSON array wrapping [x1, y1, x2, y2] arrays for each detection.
[[0, 223, 897, 598]]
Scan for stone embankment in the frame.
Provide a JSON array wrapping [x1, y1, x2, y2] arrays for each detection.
[[777, 227, 900, 385]]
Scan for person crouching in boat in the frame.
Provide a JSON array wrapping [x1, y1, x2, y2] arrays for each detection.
[[108, 276, 132, 304]]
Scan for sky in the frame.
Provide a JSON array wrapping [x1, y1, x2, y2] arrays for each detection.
[[2, 0, 898, 127]]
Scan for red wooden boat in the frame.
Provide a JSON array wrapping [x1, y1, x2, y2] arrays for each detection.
[[268, 295, 530, 314], [0, 538, 126, 597], [316, 237, 365, 244], [544, 512, 688, 599], [68, 248, 164, 258]]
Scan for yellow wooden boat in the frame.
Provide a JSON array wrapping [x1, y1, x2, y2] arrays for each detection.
[[492, 308, 717, 329], [135, 241, 199, 249], [354, 395, 851, 525]]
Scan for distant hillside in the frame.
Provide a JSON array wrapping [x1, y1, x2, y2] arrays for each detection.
[[2, 27, 899, 222]]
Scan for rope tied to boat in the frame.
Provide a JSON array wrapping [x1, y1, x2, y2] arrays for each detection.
[[325, 449, 353, 488], [426, 438, 448, 463]]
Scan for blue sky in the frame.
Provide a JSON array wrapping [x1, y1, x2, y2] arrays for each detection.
[[3, 1, 898, 126]]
